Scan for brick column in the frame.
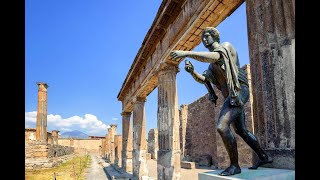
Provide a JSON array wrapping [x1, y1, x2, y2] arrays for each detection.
[[157, 62, 181, 180], [121, 111, 133, 172], [246, 0, 295, 169], [132, 97, 148, 179], [36, 82, 49, 143]]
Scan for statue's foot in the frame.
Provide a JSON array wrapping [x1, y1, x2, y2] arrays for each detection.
[[218, 165, 241, 176], [248, 156, 273, 170]]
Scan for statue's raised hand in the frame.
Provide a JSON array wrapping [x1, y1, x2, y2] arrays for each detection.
[[185, 60, 194, 73], [170, 50, 187, 59]]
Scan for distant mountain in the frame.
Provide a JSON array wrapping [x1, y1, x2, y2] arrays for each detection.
[[60, 130, 89, 139]]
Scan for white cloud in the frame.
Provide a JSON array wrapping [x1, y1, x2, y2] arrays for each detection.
[[25, 111, 110, 136], [112, 117, 118, 121]]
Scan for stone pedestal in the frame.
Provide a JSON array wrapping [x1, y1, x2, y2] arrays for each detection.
[[157, 62, 181, 180], [198, 167, 295, 180]]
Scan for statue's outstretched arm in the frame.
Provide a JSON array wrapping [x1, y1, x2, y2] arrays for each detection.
[[170, 50, 220, 63]]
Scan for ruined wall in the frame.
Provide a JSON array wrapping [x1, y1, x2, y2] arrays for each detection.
[[25, 142, 74, 170], [58, 138, 102, 154], [180, 64, 254, 168], [25, 129, 37, 143]]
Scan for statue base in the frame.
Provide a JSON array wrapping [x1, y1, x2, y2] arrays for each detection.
[[198, 167, 295, 180]]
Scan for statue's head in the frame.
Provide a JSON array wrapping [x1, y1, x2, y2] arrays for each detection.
[[202, 27, 220, 48]]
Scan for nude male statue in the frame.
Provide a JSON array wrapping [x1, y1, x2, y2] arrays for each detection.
[[170, 27, 273, 176]]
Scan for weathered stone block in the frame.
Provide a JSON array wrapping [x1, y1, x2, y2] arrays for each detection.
[[181, 161, 195, 169]]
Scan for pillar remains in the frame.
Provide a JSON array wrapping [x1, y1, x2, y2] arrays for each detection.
[[121, 111, 133, 172], [246, 0, 295, 169], [109, 124, 117, 163], [132, 97, 148, 179], [148, 128, 159, 160], [36, 82, 49, 143], [51, 130, 59, 145], [157, 62, 181, 180]]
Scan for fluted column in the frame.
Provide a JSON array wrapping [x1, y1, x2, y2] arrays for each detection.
[[36, 82, 49, 143], [157, 62, 181, 180], [121, 111, 133, 172], [132, 97, 148, 179], [246, 0, 295, 169]]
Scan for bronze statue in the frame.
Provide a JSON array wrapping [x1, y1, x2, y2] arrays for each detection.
[[170, 27, 272, 176]]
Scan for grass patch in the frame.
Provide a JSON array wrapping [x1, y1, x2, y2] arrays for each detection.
[[25, 154, 91, 180]]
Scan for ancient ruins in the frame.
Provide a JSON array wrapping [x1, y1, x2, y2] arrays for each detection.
[[116, 0, 294, 179], [26, 0, 294, 179]]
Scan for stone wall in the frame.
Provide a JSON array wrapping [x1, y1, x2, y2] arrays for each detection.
[[180, 64, 255, 169], [58, 138, 102, 154], [25, 142, 75, 170]]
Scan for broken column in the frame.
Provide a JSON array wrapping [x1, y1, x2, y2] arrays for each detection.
[[121, 111, 133, 172], [157, 62, 181, 179], [132, 97, 148, 179], [36, 82, 49, 143], [148, 128, 159, 160], [51, 130, 59, 145]]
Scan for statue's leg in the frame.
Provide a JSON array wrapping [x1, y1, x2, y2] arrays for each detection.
[[216, 99, 242, 176], [232, 110, 273, 169]]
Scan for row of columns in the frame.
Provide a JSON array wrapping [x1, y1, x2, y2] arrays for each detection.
[[121, 62, 181, 180]]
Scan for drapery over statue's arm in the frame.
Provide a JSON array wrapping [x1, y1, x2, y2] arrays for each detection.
[[170, 50, 221, 63]]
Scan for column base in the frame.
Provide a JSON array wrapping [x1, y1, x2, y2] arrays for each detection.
[[157, 150, 181, 180]]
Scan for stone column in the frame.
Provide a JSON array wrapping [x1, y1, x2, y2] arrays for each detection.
[[148, 128, 159, 160], [132, 97, 148, 179], [105, 132, 110, 159], [121, 111, 133, 172], [109, 124, 117, 163], [36, 82, 49, 143], [246, 0, 295, 169], [51, 130, 59, 145], [157, 62, 181, 180], [179, 104, 188, 160], [115, 135, 123, 167]]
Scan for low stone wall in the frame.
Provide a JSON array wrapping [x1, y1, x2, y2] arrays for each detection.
[[25, 154, 75, 170], [25, 142, 75, 170]]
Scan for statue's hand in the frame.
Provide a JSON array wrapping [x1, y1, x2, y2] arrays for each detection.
[[184, 60, 194, 73], [170, 50, 187, 59]]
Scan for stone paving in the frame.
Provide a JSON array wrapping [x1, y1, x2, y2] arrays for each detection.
[[84, 154, 108, 180], [84, 154, 215, 180]]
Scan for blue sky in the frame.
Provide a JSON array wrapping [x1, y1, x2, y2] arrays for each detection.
[[25, 1, 249, 136]]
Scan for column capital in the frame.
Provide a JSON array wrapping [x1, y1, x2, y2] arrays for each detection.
[[121, 111, 132, 117], [37, 82, 49, 89], [157, 62, 180, 75], [133, 96, 146, 104]]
